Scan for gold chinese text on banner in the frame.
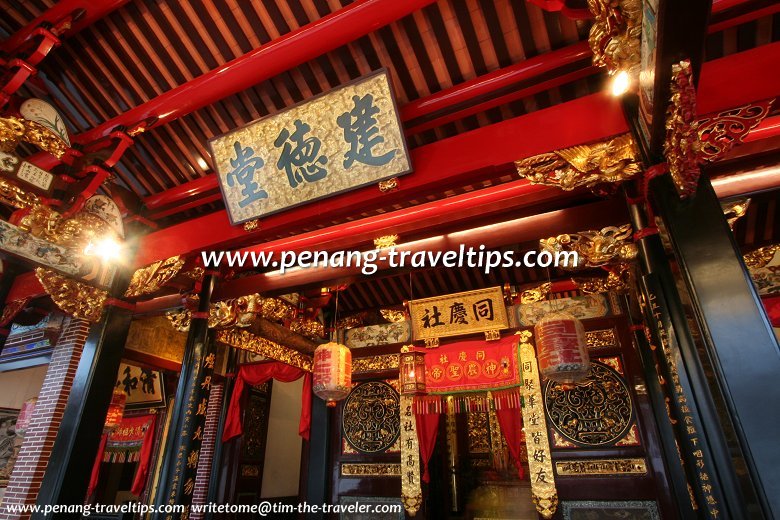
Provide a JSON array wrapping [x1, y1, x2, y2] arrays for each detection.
[[400, 395, 422, 516], [519, 331, 558, 519], [409, 286, 508, 342], [209, 69, 411, 224]]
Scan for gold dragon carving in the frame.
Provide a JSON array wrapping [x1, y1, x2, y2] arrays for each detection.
[[515, 134, 641, 195], [540, 224, 638, 269]]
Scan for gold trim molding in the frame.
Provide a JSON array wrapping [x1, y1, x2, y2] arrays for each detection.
[[352, 354, 399, 374], [35, 268, 108, 323], [216, 328, 312, 372], [744, 244, 779, 269], [555, 458, 647, 476], [515, 134, 641, 195], [340, 463, 401, 477]]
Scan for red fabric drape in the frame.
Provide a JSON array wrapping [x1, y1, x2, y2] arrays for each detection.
[[130, 414, 157, 496], [414, 413, 440, 483], [222, 362, 312, 443], [763, 296, 780, 327], [495, 408, 525, 480], [87, 433, 109, 498]]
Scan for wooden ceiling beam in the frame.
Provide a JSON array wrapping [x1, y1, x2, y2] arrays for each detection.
[[26, 0, 440, 171]]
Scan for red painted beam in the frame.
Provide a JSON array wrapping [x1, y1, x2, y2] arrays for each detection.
[[145, 42, 596, 212], [401, 41, 592, 122], [134, 91, 627, 266], [0, 0, 129, 55], [27, 0, 438, 171], [212, 198, 626, 299], [144, 173, 222, 211], [697, 41, 780, 115], [134, 42, 780, 266]]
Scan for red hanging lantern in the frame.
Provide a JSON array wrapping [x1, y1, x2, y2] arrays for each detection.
[[399, 345, 426, 395], [313, 342, 352, 407], [104, 389, 127, 432], [15, 397, 37, 435], [534, 311, 590, 384]]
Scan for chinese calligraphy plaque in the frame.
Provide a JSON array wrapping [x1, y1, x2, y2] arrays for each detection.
[[519, 334, 558, 519], [409, 286, 508, 342], [209, 70, 411, 224], [544, 361, 633, 447], [342, 381, 401, 454]]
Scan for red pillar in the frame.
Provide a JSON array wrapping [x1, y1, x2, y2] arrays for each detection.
[[0, 317, 91, 520]]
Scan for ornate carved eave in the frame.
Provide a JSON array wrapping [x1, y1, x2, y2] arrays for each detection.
[[540, 224, 638, 269], [573, 264, 632, 294], [35, 268, 108, 323], [744, 244, 780, 270], [515, 134, 641, 195], [0, 116, 69, 158], [587, 0, 642, 76], [215, 328, 312, 372], [124, 256, 187, 298]]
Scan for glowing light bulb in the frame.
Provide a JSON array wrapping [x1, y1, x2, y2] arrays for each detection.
[[611, 70, 631, 97], [84, 237, 122, 262]]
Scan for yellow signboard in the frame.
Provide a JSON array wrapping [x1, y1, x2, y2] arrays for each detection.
[[209, 69, 411, 224], [409, 286, 509, 341]]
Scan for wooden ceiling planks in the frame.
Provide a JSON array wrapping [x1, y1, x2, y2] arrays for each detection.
[[1, 0, 777, 233]]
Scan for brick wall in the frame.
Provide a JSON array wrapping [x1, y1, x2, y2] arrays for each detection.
[[0, 317, 91, 520], [190, 382, 224, 520]]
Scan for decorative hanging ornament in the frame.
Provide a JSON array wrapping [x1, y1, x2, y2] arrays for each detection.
[[15, 397, 37, 435], [104, 389, 127, 432], [534, 311, 590, 384], [313, 342, 352, 407], [399, 345, 426, 395]]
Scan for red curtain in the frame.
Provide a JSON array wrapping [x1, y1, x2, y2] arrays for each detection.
[[86, 414, 158, 499], [495, 408, 525, 480], [222, 362, 312, 442], [414, 413, 440, 483], [130, 414, 158, 496], [87, 433, 108, 498], [763, 295, 780, 326]]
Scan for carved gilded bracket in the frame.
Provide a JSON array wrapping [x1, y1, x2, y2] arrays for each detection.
[[0, 116, 69, 158], [573, 264, 632, 294], [664, 60, 701, 197], [215, 328, 312, 372], [166, 293, 324, 340], [515, 134, 642, 195], [35, 268, 108, 323], [744, 244, 780, 270], [587, 0, 642, 77], [124, 256, 186, 298], [540, 224, 638, 269]]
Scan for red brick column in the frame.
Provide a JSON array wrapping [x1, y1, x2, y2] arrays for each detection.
[[190, 382, 224, 520], [0, 317, 91, 519]]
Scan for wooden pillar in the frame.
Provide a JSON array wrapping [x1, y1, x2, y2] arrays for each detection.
[[304, 398, 329, 520], [152, 274, 218, 518], [0, 317, 91, 520], [651, 173, 780, 518], [30, 271, 135, 516]]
